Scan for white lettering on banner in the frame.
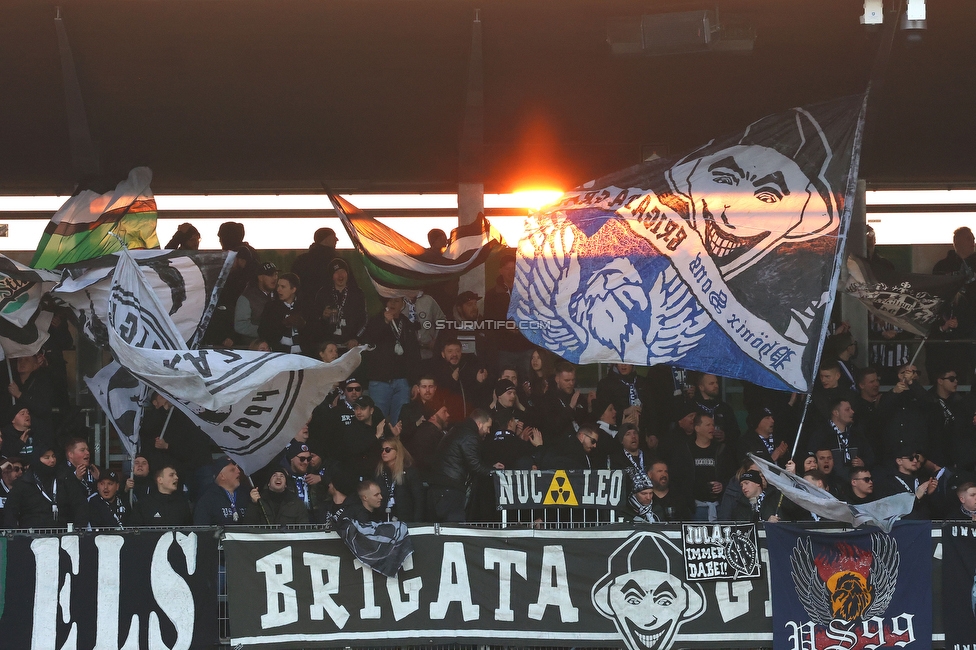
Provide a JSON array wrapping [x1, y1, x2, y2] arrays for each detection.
[[93, 536, 137, 650], [499, 470, 623, 508], [429, 542, 480, 621], [527, 546, 579, 623], [29, 533, 200, 650], [530, 470, 543, 502], [355, 560, 381, 619], [303, 553, 349, 628], [256, 548, 298, 628], [148, 533, 197, 650], [385, 555, 422, 622], [783, 614, 916, 650], [715, 581, 752, 623], [485, 549, 527, 622]]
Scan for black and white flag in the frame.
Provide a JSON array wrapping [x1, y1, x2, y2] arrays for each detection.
[[85, 361, 147, 459], [105, 249, 362, 474], [53, 249, 233, 348]]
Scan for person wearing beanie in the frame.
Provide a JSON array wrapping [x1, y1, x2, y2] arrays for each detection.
[[193, 458, 247, 525], [402, 394, 451, 480], [737, 407, 789, 466], [625, 469, 659, 523], [729, 470, 779, 522], [0, 406, 50, 460], [4, 445, 88, 528], [312, 257, 368, 350], [123, 454, 153, 506], [244, 469, 309, 525]]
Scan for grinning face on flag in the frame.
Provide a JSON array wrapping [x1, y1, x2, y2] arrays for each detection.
[[593, 533, 705, 650], [669, 143, 834, 280]]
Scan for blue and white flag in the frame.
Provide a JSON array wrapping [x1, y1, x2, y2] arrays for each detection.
[[510, 97, 866, 391]]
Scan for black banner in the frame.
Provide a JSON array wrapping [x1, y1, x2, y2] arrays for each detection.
[[942, 522, 976, 649], [0, 530, 219, 650], [681, 524, 761, 582], [225, 525, 772, 649], [492, 469, 627, 510]]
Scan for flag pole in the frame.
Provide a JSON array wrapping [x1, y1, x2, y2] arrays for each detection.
[[908, 335, 928, 368], [157, 406, 174, 441], [5, 358, 14, 406], [245, 472, 270, 525]]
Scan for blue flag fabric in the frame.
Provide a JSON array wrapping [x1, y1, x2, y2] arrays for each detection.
[[509, 96, 865, 392], [766, 522, 932, 650]]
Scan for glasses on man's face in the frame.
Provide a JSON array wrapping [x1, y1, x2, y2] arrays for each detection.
[[345, 386, 363, 393], [583, 434, 599, 444], [7, 466, 23, 473], [855, 477, 873, 482], [942, 375, 959, 382], [381, 447, 395, 453], [296, 456, 312, 463], [902, 454, 920, 461]]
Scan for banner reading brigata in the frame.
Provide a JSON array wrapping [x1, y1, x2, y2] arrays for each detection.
[[225, 526, 771, 649], [0, 530, 218, 650], [766, 522, 932, 650], [510, 96, 865, 392]]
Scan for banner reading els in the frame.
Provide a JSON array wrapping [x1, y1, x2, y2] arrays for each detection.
[[766, 522, 932, 650], [0, 530, 218, 650]]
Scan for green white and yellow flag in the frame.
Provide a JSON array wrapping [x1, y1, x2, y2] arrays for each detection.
[[31, 167, 160, 269]]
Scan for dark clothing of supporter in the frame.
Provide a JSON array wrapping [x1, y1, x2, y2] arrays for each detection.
[[313, 283, 369, 346], [540, 389, 588, 440], [4, 462, 88, 528], [193, 485, 248, 525], [259, 297, 313, 355], [291, 240, 337, 303], [243, 487, 310, 525], [87, 493, 131, 528], [131, 490, 192, 526], [427, 418, 494, 522], [376, 466, 426, 522]]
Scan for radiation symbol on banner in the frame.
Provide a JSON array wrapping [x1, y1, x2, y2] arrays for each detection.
[[543, 470, 578, 506]]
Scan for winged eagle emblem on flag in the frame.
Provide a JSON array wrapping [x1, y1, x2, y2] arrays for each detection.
[[789, 533, 899, 625]]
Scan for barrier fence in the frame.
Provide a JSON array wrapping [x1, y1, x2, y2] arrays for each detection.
[[0, 521, 972, 650]]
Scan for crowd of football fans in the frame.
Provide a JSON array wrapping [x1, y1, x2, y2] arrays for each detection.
[[3, 222, 976, 530]]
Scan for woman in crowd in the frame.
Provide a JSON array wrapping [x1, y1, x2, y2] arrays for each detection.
[[375, 434, 425, 522]]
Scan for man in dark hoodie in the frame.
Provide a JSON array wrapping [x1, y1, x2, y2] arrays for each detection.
[[5, 445, 88, 528], [193, 458, 247, 525]]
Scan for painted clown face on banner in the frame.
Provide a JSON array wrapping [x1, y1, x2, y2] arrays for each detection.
[[593, 533, 705, 650], [668, 143, 835, 280]]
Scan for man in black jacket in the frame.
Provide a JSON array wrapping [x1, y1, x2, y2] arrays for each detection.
[[312, 258, 368, 350], [131, 465, 192, 526], [244, 469, 310, 525], [426, 409, 502, 522], [540, 362, 588, 440], [88, 470, 130, 528], [291, 227, 339, 302]]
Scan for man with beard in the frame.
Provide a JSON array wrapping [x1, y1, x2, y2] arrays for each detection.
[[313, 258, 368, 351], [926, 363, 964, 467], [426, 409, 502, 522], [310, 378, 361, 460], [691, 373, 741, 448], [401, 392, 448, 474], [193, 458, 247, 525], [400, 375, 438, 444], [850, 367, 888, 462], [612, 424, 650, 475], [131, 465, 191, 526], [427, 338, 489, 423], [87, 471, 130, 528], [649, 461, 692, 522], [540, 362, 589, 439], [245, 468, 309, 525], [283, 441, 326, 517], [596, 364, 656, 433]]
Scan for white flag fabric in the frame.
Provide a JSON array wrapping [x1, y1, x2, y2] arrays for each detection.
[[53, 248, 233, 348], [85, 361, 146, 459], [0, 256, 59, 328], [105, 248, 362, 474], [0, 310, 53, 360], [749, 454, 915, 533]]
